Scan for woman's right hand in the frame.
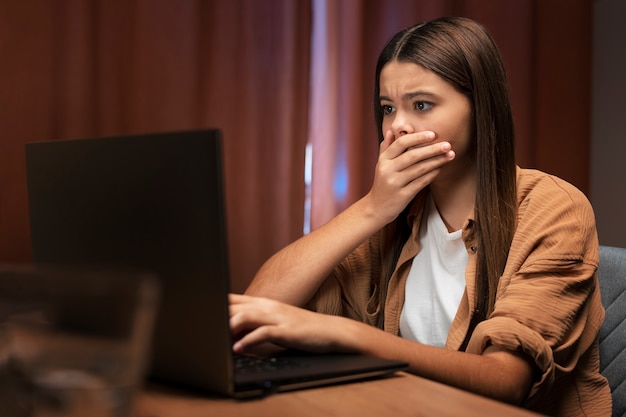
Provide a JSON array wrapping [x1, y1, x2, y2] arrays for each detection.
[[366, 129, 455, 224]]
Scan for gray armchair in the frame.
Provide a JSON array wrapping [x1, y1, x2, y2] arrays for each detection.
[[598, 245, 626, 417]]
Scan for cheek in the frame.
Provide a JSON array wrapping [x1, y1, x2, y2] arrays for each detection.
[[448, 116, 473, 153], [381, 119, 392, 137]]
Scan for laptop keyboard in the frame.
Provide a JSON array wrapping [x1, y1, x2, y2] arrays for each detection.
[[234, 354, 311, 375]]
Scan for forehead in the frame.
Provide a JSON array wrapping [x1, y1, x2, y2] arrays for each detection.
[[379, 61, 455, 97]]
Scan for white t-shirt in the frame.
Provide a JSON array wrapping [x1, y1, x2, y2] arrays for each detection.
[[399, 196, 468, 347]]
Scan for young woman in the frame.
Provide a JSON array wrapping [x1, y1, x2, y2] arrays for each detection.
[[229, 17, 612, 416]]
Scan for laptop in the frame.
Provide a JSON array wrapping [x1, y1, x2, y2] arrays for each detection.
[[25, 129, 407, 398]]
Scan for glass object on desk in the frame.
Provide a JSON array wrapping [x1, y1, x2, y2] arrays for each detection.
[[0, 266, 159, 417]]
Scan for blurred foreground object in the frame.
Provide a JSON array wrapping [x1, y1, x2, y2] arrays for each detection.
[[0, 266, 159, 417]]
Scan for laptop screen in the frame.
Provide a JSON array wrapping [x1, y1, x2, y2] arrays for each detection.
[[25, 129, 235, 390]]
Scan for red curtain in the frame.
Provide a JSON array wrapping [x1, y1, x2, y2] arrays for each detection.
[[0, 0, 311, 292], [0, 0, 592, 291]]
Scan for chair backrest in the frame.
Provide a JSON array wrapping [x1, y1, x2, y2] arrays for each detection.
[[598, 245, 626, 417]]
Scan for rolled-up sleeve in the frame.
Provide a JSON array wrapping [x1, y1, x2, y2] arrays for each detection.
[[466, 266, 599, 400], [465, 171, 604, 402]]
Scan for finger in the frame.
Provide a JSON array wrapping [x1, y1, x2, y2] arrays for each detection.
[[229, 293, 250, 305], [229, 293, 268, 307], [390, 140, 453, 175], [229, 297, 283, 335], [385, 150, 454, 198], [233, 326, 279, 353], [229, 293, 258, 303], [228, 294, 252, 318], [230, 306, 270, 340], [384, 131, 436, 159], [378, 129, 395, 154], [401, 151, 456, 190], [407, 140, 453, 163], [407, 146, 455, 177]]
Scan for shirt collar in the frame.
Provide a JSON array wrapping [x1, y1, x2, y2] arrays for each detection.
[[406, 188, 476, 231]]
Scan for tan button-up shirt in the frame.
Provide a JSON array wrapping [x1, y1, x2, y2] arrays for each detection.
[[308, 167, 612, 416]]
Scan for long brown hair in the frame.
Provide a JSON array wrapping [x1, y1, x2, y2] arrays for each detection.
[[374, 17, 517, 329]]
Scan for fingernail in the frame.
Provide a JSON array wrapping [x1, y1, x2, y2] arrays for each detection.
[[441, 142, 451, 151]]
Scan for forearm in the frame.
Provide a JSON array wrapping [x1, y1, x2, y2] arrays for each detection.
[[230, 295, 533, 403], [245, 195, 388, 306], [337, 317, 533, 404], [246, 131, 452, 305]]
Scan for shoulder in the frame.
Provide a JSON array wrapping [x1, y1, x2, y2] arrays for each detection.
[[517, 167, 590, 206], [516, 167, 595, 221], [513, 167, 598, 263]]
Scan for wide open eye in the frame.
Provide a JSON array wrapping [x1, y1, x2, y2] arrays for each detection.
[[415, 101, 433, 112], [381, 104, 395, 115]]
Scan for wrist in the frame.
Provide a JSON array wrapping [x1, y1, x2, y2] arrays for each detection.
[[356, 193, 395, 229], [329, 315, 374, 354]]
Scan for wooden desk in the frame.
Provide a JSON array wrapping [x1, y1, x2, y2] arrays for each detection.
[[135, 372, 544, 417]]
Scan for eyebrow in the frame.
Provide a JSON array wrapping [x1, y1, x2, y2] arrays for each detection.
[[379, 91, 437, 102]]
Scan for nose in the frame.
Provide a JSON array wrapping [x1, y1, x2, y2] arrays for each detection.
[[390, 110, 414, 138]]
